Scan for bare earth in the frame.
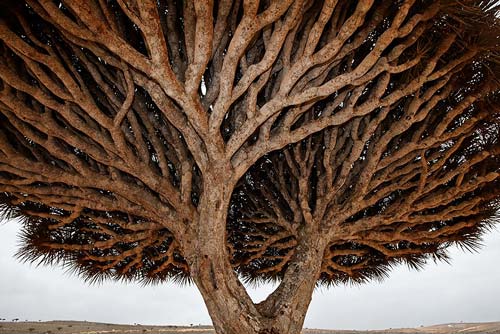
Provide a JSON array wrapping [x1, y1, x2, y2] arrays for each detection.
[[1, 321, 500, 334]]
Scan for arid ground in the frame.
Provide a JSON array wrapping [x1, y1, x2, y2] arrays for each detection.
[[0, 321, 499, 334]]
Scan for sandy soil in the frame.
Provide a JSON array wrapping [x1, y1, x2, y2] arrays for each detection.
[[0, 321, 499, 334]]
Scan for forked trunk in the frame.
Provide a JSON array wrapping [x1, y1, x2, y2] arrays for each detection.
[[183, 169, 327, 334], [190, 230, 325, 334]]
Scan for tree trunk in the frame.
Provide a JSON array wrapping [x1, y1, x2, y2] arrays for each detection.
[[183, 166, 263, 334], [183, 167, 327, 334], [257, 229, 328, 334]]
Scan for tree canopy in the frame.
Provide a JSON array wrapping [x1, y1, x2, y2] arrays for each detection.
[[0, 1, 499, 333]]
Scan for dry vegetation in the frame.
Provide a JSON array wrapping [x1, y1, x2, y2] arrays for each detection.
[[1, 321, 500, 334]]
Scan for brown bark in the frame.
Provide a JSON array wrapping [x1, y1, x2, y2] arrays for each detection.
[[184, 165, 263, 334], [0, 1, 499, 334], [183, 163, 328, 334], [256, 231, 328, 334], [191, 229, 326, 334]]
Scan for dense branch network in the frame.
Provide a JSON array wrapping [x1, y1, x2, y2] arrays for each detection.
[[0, 0, 499, 286]]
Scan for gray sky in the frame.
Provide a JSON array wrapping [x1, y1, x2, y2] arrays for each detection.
[[1, 219, 499, 330]]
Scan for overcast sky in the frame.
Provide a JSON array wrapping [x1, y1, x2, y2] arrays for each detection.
[[1, 218, 499, 330]]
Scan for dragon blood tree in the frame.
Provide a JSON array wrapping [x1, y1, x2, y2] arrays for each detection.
[[0, 0, 499, 333]]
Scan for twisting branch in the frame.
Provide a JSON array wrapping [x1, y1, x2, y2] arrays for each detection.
[[0, 1, 499, 333]]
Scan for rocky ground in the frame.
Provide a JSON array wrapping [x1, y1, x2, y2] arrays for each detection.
[[0, 321, 499, 334]]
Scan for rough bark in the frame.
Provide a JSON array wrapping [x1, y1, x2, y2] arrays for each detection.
[[183, 162, 327, 334], [256, 231, 328, 334], [0, 1, 499, 334], [185, 164, 263, 334]]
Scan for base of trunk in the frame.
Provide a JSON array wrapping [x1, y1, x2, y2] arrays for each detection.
[[185, 170, 325, 334]]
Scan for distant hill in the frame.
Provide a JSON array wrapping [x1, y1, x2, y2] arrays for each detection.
[[0, 321, 499, 334]]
